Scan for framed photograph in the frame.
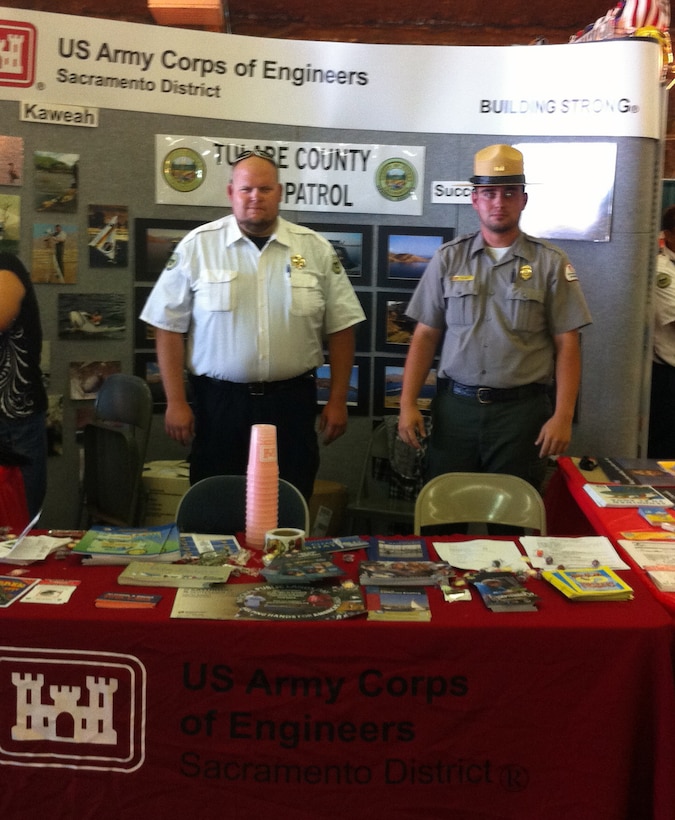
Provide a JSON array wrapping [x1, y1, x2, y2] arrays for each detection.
[[354, 290, 373, 353], [377, 226, 453, 287], [376, 291, 416, 352], [373, 357, 436, 416], [303, 223, 373, 284], [57, 292, 126, 340], [134, 286, 155, 350], [315, 356, 370, 416], [135, 217, 203, 281], [134, 352, 166, 412]]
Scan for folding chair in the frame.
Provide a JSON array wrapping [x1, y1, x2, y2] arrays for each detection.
[[414, 471, 547, 535]]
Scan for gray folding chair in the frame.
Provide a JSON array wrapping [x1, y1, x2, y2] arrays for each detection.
[[176, 475, 309, 534], [80, 373, 153, 527]]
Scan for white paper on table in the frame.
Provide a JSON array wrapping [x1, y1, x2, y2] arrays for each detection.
[[0, 509, 70, 565], [432, 539, 528, 571], [618, 539, 675, 569], [520, 536, 630, 570]]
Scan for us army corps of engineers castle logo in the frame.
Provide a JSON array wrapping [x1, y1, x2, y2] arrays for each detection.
[[0, 647, 146, 772], [0, 20, 37, 87]]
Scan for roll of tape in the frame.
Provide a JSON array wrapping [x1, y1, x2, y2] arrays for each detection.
[[264, 527, 305, 556]]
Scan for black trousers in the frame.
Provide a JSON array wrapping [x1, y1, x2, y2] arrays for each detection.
[[188, 374, 320, 501], [648, 362, 675, 458]]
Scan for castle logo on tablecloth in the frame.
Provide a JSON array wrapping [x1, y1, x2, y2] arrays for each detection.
[[12, 672, 119, 745], [0, 646, 146, 771]]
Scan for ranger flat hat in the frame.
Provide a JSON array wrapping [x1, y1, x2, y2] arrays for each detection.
[[470, 144, 526, 186]]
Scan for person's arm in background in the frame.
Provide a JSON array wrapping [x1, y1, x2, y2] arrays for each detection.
[[0, 268, 25, 331], [319, 326, 355, 444], [154, 327, 194, 446]]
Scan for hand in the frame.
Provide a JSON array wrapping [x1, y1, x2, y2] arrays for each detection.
[[398, 406, 426, 450], [535, 415, 572, 458], [164, 400, 195, 446], [318, 400, 348, 445]]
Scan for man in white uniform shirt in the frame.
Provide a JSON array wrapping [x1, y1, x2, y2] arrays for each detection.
[[648, 205, 675, 457], [141, 150, 365, 499]]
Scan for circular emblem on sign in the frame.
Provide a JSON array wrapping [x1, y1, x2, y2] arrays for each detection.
[[375, 158, 417, 202], [162, 147, 206, 193]]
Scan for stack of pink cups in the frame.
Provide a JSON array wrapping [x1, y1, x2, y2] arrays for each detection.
[[245, 424, 279, 549]]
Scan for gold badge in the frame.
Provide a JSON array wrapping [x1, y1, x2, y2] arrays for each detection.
[[291, 254, 306, 269], [519, 265, 532, 281]]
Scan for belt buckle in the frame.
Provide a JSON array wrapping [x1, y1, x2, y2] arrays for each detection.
[[477, 387, 493, 404], [248, 382, 265, 396]]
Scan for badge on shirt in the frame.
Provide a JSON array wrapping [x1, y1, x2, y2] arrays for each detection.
[[291, 254, 306, 269], [166, 252, 179, 270], [332, 254, 343, 274], [451, 274, 474, 281], [657, 272, 672, 289], [519, 264, 532, 281], [564, 263, 578, 282]]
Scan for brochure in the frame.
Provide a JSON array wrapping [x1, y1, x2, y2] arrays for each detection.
[[74, 524, 180, 565]]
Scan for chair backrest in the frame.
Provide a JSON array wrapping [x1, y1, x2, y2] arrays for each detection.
[[414, 472, 547, 535], [175, 475, 310, 535], [81, 374, 153, 527], [353, 422, 394, 504]]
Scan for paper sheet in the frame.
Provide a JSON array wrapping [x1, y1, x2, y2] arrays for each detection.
[[520, 536, 630, 570], [432, 539, 528, 571], [618, 540, 675, 569]]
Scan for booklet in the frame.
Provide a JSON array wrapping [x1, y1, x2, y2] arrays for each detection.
[[471, 570, 539, 612], [95, 591, 163, 609], [542, 567, 633, 601], [178, 533, 243, 565], [19, 579, 81, 604], [367, 538, 429, 561], [74, 523, 180, 565], [0, 576, 40, 607], [172, 581, 366, 621], [365, 586, 431, 621], [582, 483, 674, 508], [260, 551, 345, 584], [358, 560, 452, 587], [118, 560, 234, 588]]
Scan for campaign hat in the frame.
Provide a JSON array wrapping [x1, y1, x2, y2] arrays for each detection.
[[470, 144, 526, 186]]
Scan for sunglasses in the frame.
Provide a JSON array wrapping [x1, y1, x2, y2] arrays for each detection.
[[232, 149, 277, 167]]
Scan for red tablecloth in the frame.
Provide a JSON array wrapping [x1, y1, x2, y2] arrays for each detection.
[[0, 540, 673, 820], [0, 465, 29, 533], [546, 456, 675, 615]]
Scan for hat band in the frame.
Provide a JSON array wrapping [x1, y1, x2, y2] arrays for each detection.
[[470, 174, 526, 186]]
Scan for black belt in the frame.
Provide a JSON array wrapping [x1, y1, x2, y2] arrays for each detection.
[[438, 378, 547, 404], [196, 371, 315, 396]]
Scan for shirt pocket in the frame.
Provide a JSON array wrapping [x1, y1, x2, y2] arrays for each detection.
[[195, 269, 238, 312], [507, 285, 546, 332], [443, 278, 480, 326], [290, 270, 321, 317]]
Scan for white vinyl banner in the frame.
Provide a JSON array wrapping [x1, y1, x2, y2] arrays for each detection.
[[156, 136, 425, 214], [0, 8, 664, 140]]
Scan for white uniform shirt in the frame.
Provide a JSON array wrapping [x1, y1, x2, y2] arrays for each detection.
[[140, 215, 365, 382], [653, 247, 675, 367]]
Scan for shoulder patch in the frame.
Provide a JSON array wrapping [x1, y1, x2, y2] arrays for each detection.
[[166, 252, 179, 270], [657, 272, 672, 289], [564, 263, 578, 282], [332, 253, 343, 274]]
